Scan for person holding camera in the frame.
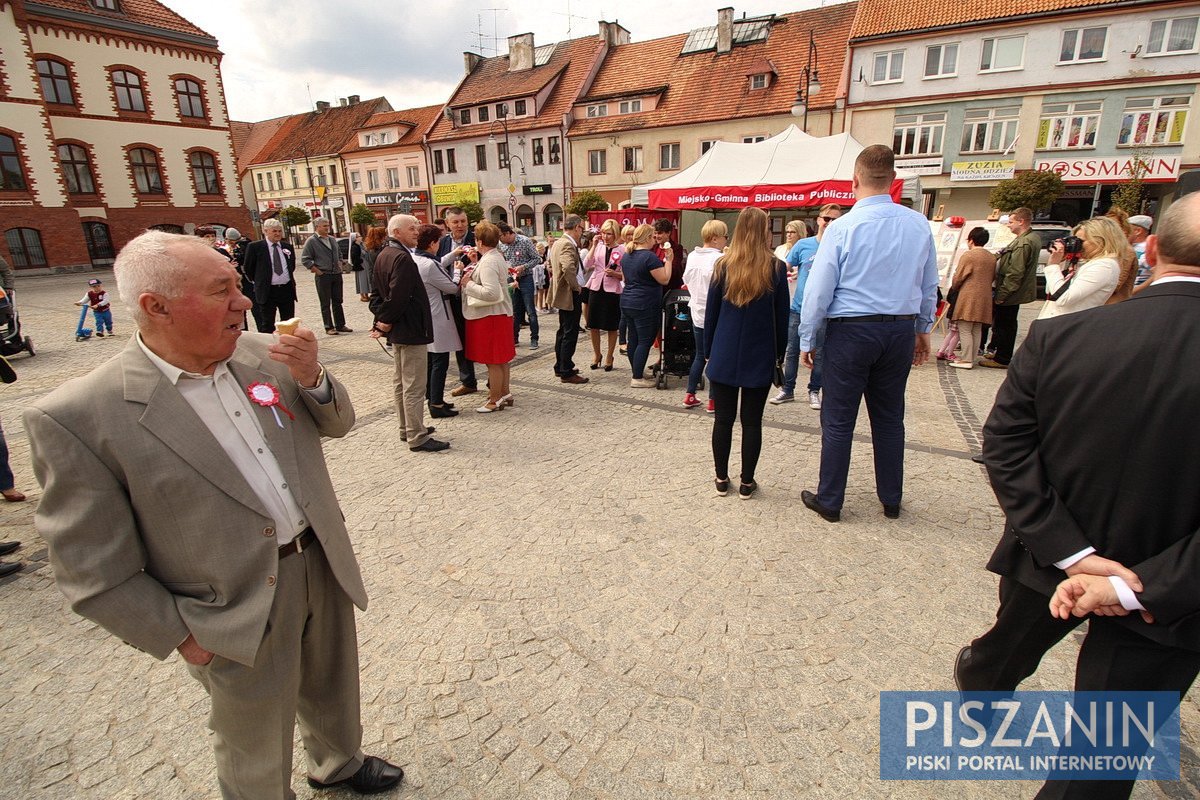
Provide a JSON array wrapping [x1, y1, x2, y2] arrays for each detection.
[[1039, 217, 1129, 321]]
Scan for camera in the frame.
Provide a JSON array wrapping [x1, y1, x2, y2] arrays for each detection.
[[1061, 236, 1084, 259]]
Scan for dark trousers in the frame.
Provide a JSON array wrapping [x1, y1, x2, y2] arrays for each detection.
[[990, 303, 1020, 364], [624, 305, 658, 379], [553, 294, 582, 376], [512, 274, 538, 344], [961, 578, 1200, 800], [710, 381, 770, 483], [618, 309, 627, 346], [0, 414, 14, 491], [314, 273, 345, 330], [817, 319, 914, 511], [257, 283, 296, 334], [239, 277, 262, 331], [688, 325, 705, 395], [426, 351, 450, 406]]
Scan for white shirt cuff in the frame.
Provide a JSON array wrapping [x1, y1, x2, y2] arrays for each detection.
[[1108, 576, 1145, 611], [1054, 546, 1096, 570]]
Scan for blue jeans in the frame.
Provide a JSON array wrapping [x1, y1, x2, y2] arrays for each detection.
[[816, 319, 915, 512], [93, 308, 113, 333], [512, 273, 538, 344], [688, 324, 705, 394], [782, 311, 823, 394], [623, 305, 658, 379], [0, 415, 13, 491]]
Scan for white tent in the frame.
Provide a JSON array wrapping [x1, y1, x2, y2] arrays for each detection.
[[629, 126, 922, 210]]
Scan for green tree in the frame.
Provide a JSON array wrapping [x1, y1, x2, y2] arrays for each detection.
[[459, 200, 484, 225], [565, 189, 609, 216], [988, 171, 1065, 214], [278, 205, 311, 230], [1109, 149, 1150, 215], [349, 203, 375, 227]]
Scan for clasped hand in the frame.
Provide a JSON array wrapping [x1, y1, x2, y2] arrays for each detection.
[[1048, 554, 1154, 624]]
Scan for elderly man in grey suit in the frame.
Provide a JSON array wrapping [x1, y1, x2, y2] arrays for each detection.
[[302, 217, 353, 336], [24, 232, 402, 799]]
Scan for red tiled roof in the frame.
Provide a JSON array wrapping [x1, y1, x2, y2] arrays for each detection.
[[570, 3, 858, 138], [339, 104, 445, 154], [250, 98, 393, 165], [30, 0, 214, 40], [428, 35, 606, 143], [230, 116, 292, 175], [851, 0, 1134, 40]]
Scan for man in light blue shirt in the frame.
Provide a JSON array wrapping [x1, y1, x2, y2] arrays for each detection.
[[798, 145, 938, 522]]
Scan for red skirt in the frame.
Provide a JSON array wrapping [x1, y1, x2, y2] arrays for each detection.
[[465, 314, 516, 365]]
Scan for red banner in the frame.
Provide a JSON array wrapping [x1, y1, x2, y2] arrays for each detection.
[[647, 180, 903, 210], [586, 209, 680, 230]]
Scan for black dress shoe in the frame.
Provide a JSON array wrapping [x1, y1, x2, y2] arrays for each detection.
[[0, 541, 20, 557], [801, 490, 840, 522], [308, 755, 404, 794], [429, 404, 458, 419], [410, 438, 450, 453], [970, 453, 985, 464], [883, 504, 900, 519], [954, 645, 972, 691], [0, 561, 21, 578]]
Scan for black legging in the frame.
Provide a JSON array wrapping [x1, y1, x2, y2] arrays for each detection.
[[710, 380, 770, 484]]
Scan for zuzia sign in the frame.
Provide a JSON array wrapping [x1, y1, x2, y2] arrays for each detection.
[[1034, 156, 1181, 184], [647, 180, 903, 210]]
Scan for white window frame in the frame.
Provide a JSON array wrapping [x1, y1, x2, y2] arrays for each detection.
[[1118, 95, 1190, 147], [350, 171, 361, 191], [892, 111, 946, 156], [923, 43, 958, 79], [379, 132, 390, 144], [367, 170, 379, 190], [586, 104, 608, 118], [700, 140, 718, 155], [1036, 101, 1102, 151], [749, 74, 768, 90], [618, 99, 642, 114], [386, 167, 399, 188], [659, 143, 681, 171], [960, 106, 1021, 154], [873, 49, 905, 84], [406, 166, 419, 187], [979, 35, 1025, 73], [1146, 16, 1199, 56], [588, 149, 606, 175], [1058, 27, 1108, 64], [742, 135, 766, 144], [623, 146, 642, 173]]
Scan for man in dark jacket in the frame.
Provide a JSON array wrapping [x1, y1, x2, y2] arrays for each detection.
[[980, 207, 1040, 367], [435, 207, 478, 397], [372, 214, 447, 453], [242, 219, 296, 333]]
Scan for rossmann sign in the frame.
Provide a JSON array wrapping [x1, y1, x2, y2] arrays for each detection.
[[1034, 156, 1180, 184]]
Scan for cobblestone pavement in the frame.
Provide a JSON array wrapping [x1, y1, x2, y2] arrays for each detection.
[[1, 272, 1195, 799]]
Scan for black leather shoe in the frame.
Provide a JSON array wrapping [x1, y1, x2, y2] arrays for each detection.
[[970, 453, 985, 464], [429, 404, 458, 418], [0, 561, 21, 578], [883, 504, 900, 519], [0, 541, 20, 556], [410, 438, 450, 453], [954, 646, 972, 691], [801, 490, 840, 522], [308, 755, 404, 794]]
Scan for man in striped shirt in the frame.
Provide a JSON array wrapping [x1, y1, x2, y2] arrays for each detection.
[[499, 223, 541, 350]]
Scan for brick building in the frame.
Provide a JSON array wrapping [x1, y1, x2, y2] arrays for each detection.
[[0, 0, 252, 272]]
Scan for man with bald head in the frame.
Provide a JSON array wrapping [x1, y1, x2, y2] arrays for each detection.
[[371, 214, 448, 452], [957, 192, 1200, 800]]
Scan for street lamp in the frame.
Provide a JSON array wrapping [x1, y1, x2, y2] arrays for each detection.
[[790, 31, 822, 130], [507, 153, 528, 231], [487, 108, 513, 181], [290, 145, 322, 230]]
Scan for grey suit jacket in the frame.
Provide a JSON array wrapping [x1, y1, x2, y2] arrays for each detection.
[[25, 334, 368, 666]]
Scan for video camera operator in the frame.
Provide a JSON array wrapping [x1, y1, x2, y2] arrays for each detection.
[[1039, 216, 1130, 320]]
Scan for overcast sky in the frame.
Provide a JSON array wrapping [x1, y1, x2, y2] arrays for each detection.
[[159, 0, 827, 122]]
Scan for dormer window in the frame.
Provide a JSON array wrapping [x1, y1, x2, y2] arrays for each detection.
[[459, 108, 471, 125], [749, 74, 769, 90], [478, 106, 490, 122], [586, 104, 608, 118], [91, 0, 121, 10], [618, 99, 642, 114], [364, 133, 376, 146], [379, 132, 389, 144], [515, 99, 527, 116]]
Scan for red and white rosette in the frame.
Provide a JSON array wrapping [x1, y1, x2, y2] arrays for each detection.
[[246, 381, 295, 428]]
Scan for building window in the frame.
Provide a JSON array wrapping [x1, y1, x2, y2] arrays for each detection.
[[660, 143, 680, 170], [175, 78, 205, 118], [1037, 101, 1102, 150], [587, 104, 608, 118], [406, 165, 419, 186], [924, 44, 958, 78], [496, 103, 507, 119], [514, 99, 527, 116], [256, 173, 264, 192], [128, 147, 163, 193], [497, 141, 508, 170], [5, 228, 46, 267], [434, 150, 444, 174], [364, 133, 376, 146], [701, 140, 718, 154], [893, 111, 946, 156], [330, 165, 337, 185], [351, 171, 361, 191], [367, 170, 379, 190], [83, 221, 115, 261], [306, 167, 314, 186], [0, 134, 27, 191], [474, 143, 488, 171], [980, 35, 1025, 72], [532, 138, 544, 165], [190, 151, 220, 195], [316, 166, 326, 186], [1147, 16, 1199, 55], [873, 50, 904, 83], [478, 106, 489, 123], [446, 148, 456, 173], [749, 74, 768, 90], [460, 109, 470, 125], [290, 168, 298, 188], [266, 172, 275, 191], [623, 146, 642, 173], [742, 135, 766, 144], [618, 99, 642, 114], [387, 167, 399, 188], [549, 137, 561, 164], [1059, 27, 1107, 63], [1119, 96, 1190, 146], [90, 0, 120, 9], [379, 132, 389, 144], [37, 59, 75, 105], [58, 143, 96, 194], [112, 70, 147, 112], [274, 170, 282, 189], [961, 107, 1020, 153], [588, 149, 606, 174]]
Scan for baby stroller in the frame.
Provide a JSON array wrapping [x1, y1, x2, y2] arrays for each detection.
[[0, 288, 34, 358], [650, 289, 698, 390]]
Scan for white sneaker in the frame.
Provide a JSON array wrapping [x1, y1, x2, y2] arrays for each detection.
[[769, 391, 794, 405], [808, 391, 821, 409], [630, 378, 655, 388]]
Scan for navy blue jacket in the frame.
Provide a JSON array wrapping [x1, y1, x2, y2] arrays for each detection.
[[704, 259, 789, 388]]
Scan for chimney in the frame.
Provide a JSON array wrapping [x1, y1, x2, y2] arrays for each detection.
[[463, 51, 482, 74], [338, 98, 347, 107], [598, 21, 631, 47], [508, 32, 535, 72], [348, 94, 360, 105], [315, 100, 331, 112], [717, 7, 733, 54]]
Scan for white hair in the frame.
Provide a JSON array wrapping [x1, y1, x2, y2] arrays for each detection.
[[262, 219, 284, 231], [387, 214, 419, 234], [115, 231, 211, 326]]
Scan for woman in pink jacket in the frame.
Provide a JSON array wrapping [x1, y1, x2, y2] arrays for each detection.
[[582, 219, 625, 371]]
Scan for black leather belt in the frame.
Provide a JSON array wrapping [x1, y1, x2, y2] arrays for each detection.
[[828, 314, 918, 323], [279, 527, 316, 559]]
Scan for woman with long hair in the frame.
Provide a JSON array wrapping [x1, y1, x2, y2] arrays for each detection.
[[459, 221, 516, 413], [361, 225, 387, 304], [619, 224, 670, 387], [1039, 216, 1129, 321], [704, 207, 789, 499], [582, 219, 624, 371]]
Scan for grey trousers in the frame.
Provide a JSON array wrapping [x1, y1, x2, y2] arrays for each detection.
[[393, 343, 430, 447], [187, 543, 364, 800]]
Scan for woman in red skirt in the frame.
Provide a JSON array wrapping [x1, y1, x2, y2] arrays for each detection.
[[459, 221, 516, 413]]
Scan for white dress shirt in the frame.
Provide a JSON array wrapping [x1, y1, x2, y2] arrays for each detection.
[[270, 242, 290, 286]]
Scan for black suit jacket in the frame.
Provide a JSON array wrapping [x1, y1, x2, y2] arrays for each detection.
[[243, 239, 297, 304], [436, 231, 475, 262], [983, 280, 1200, 650], [371, 242, 433, 346]]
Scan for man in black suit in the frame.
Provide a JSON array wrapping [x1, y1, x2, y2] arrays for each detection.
[[435, 206, 478, 397], [957, 192, 1200, 800], [242, 218, 297, 333]]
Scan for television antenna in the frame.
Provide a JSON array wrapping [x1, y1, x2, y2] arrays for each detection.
[[472, 7, 506, 55]]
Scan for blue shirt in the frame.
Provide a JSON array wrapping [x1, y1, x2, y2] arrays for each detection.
[[619, 249, 665, 311], [786, 237, 820, 314], [799, 193, 938, 351]]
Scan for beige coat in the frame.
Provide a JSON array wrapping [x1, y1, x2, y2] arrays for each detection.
[[547, 235, 581, 310], [24, 334, 366, 667], [461, 248, 514, 320], [950, 247, 996, 325]]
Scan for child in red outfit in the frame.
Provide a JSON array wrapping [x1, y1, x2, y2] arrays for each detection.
[[75, 278, 114, 337]]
